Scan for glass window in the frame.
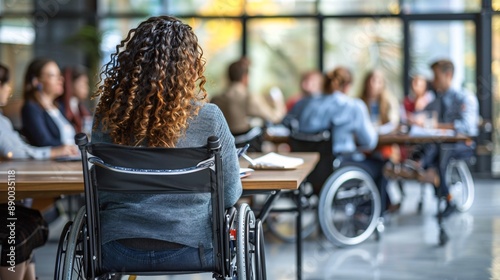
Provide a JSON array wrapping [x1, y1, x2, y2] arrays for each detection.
[[247, 18, 318, 100], [409, 20, 476, 94], [187, 18, 242, 98], [323, 18, 403, 99], [492, 16, 500, 174], [320, 0, 400, 15], [401, 0, 481, 14], [100, 17, 148, 67], [494, 0, 500, 11], [167, 0, 243, 16], [35, 0, 90, 13], [100, 18, 241, 98], [99, 0, 163, 14], [0, 19, 34, 99], [246, 0, 317, 16], [2, 0, 31, 13]]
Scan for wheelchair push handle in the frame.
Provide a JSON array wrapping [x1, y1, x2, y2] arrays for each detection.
[[75, 132, 89, 147], [208, 136, 221, 151]]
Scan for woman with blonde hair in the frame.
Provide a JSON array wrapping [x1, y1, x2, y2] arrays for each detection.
[[360, 69, 400, 128], [92, 16, 242, 271]]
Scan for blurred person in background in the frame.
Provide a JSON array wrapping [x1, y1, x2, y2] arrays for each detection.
[[360, 69, 401, 163], [0, 63, 75, 280], [211, 57, 286, 151], [403, 59, 478, 217], [283, 67, 383, 199], [403, 74, 434, 115], [285, 70, 323, 112], [21, 58, 76, 147], [58, 65, 92, 134]]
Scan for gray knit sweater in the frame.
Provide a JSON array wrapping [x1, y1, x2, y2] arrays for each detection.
[[91, 103, 242, 249]]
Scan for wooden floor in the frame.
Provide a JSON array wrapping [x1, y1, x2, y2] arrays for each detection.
[[34, 178, 500, 280]]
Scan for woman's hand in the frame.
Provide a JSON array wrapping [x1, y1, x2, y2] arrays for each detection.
[[50, 145, 79, 158]]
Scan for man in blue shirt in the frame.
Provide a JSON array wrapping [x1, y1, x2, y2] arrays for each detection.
[[412, 59, 478, 217]]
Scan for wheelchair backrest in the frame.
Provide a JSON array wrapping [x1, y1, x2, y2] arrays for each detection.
[[88, 143, 215, 194], [287, 121, 335, 193]]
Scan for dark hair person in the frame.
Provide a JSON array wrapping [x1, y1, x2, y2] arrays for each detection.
[[0, 63, 75, 280], [21, 58, 76, 147], [91, 16, 242, 271], [58, 65, 92, 133]]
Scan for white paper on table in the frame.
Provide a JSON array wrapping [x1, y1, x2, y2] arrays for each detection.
[[408, 125, 455, 137], [250, 152, 304, 169]]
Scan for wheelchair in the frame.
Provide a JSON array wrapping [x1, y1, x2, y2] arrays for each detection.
[[266, 126, 382, 247], [446, 158, 474, 212], [54, 133, 266, 280]]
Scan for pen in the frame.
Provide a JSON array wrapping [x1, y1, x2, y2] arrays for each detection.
[[237, 144, 250, 158]]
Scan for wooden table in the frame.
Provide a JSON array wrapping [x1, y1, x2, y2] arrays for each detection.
[[378, 133, 471, 145], [0, 152, 319, 280], [0, 153, 318, 200]]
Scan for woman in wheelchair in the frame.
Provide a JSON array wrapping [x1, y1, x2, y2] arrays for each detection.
[[90, 16, 242, 272], [284, 66, 391, 210]]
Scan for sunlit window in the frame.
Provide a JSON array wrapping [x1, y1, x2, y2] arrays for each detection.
[[323, 18, 403, 99], [401, 0, 481, 14], [247, 18, 318, 99], [187, 18, 242, 98], [494, 0, 500, 11], [246, 0, 317, 16], [99, 0, 163, 14], [320, 0, 400, 15], [409, 21, 476, 93], [168, 0, 244, 16]]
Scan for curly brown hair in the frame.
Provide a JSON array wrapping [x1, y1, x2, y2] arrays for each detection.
[[93, 16, 207, 147]]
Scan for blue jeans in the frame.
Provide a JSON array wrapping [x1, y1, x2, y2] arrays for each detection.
[[101, 240, 214, 272]]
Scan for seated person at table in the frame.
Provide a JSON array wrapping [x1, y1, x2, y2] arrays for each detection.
[[285, 70, 323, 112], [283, 67, 394, 210], [0, 64, 77, 160], [57, 65, 92, 134], [211, 57, 286, 151], [91, 16, 242, 272], [360, 69, 401, 163], [403, 74, 434, 116], [404, 59, 478, 217], [21, 58, 76, 147], [0, 63, 75, 280]]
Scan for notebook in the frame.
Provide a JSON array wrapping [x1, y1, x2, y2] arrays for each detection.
[[248, 152, 304, 170]]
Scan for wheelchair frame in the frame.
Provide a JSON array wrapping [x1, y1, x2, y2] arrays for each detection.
[[54, 133, 266, 280], [266, 127, 383, 247]]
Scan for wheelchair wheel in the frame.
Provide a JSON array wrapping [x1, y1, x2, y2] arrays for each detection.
[[237, 203, 261, 280], [266, 191, 318, 243], [61, 206, 87, 280], [55, 221, 73, 280], [446, 159, 474, 212], [254, 219, 267, 280], [318, 166, 381, 247]]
